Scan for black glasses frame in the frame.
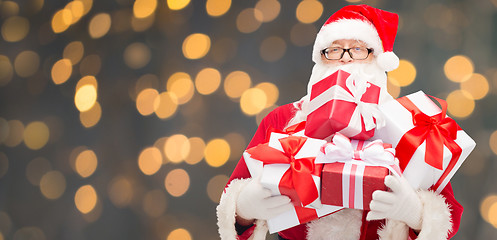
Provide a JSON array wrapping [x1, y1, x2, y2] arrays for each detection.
[[321, 47, 373, 60]]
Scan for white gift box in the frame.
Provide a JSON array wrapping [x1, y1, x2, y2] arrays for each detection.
[[372, 91, 476, 192]]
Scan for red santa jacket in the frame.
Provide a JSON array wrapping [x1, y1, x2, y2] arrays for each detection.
[[225, 103, 463, 240]]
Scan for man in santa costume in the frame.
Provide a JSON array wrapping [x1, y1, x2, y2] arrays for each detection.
[[217, 4, 462, 240]]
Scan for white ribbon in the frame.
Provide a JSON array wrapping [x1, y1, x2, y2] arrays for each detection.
[[308, 72, 385, 133], [315, 133, 401, 177]]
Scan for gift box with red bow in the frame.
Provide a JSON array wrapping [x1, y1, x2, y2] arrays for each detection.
[[315, 133, 401, 210], [372, 91, 476, 193], [305, 69, 384, 140], [243, 129, 342, 233]]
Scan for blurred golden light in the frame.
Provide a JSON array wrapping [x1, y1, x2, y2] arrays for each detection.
[[164, 134, 190, 163], [75, 185, 98, 214], [143, 189, 167, 217], [76, 75, 98, 91], [206, 0, 231, 17], [236, 8, 263, 33], [0, 118, 8, 144], [240, 88, 267, 115], [154, 137, 168, 161], [4, 120, 24, 147], [195, 68, 221, 95], [136, 88, 159, 116], [75, 149, 98, 178], [26, 157, 51, 186], [51, 59, 72, 85], [134, 74, 159, 100], [165, 168, 190, 197], [386, 76, 401, 99], [80, 102, 101, 128], [12, 227, 45, 240], [154, 92, 178, 119], [204, 138, 230, 167], [296, 0, 323, 24], [290, 23, 317, 46], [76, 0, 93, 15], [1, 16, 29, 42], [138, 147, 163, 175], [489, 130, 497, 155], [134, 0, 157, 18], [207, 175, 229, 203], [167, 0, 190, 10], [51, 9, 72, 33], [124, 42, 151, 69], [255, 82, 279, 107], [224, 71, 252, 99], [444, 55, 474, 82], [482, 195, 497, 223], [23, 121, 50, 150], [65, 1, 84, 24], [388, 59, 416, 87], [1, 1, 20, 17], [88, 13, 111, 39], [0, 55, 13, 86], [0, 152, 8, 178], [255, 0, 280, 22], [40, 171, 66, 200], [81, 197, 102, 222], [167, 228, 192, 240], [108, 176, 134, 208], [63, 41, 84, 65], [224, 132, 247, 160], [14, 51, 40, 78], [182, 137, 204, 165], [131, 13, 155, 32], [79, 54, 101, 76], [446, 90, 475, 118], [75, 84, 97, 112], [460, 73, 489, 100], [182, 33, 211, 60], [166, 72, 194, 104], [260, 36, 286, 62]]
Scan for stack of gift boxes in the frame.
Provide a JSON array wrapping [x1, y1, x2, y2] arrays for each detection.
[[243, 69, 476, 233]]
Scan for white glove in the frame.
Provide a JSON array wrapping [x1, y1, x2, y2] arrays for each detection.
[[236, 176, 294, 221], [367, 175, 423, 230]]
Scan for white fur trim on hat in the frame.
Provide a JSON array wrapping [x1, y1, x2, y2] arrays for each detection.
[[312, 19, 383, 63], [377, 189, 452, 240], [306, 209, 363, 240], [216, 178, 269, 240]]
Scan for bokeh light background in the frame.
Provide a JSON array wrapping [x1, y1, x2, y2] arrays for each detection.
[[0, 0, 497, 239]]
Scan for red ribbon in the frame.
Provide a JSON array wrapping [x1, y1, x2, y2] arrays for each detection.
[[395, 95, 462, 190], [246, 135, 321, 206], [265, 121, 306, 142]]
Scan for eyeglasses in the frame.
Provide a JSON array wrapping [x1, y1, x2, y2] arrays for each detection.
[[321, 47, 373, 60]]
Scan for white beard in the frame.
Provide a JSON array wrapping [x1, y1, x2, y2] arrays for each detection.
[[287, 60, 391, 128]]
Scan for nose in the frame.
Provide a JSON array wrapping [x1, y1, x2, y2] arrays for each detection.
[[340, 51, 353, 63]]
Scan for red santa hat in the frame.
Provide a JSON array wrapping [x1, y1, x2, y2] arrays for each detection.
[[312, 5, 400, 72]]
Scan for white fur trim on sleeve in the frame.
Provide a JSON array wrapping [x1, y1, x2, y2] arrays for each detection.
[[216, 178, 269, 240], [306, 209, 363, 240], [377, 189, 452, 240]]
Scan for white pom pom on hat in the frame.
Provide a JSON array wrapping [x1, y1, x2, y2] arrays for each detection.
[[312, 4, 400, 72]]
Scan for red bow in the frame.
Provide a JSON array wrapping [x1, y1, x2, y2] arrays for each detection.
[[265, 121, 306, 142], [395, 95, 462, 190], [247, 135, 321, 206]]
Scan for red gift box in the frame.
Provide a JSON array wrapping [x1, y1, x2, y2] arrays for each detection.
[[321, 162, 388, 210], [315, 133, 401, 210], [305, 69, 382, 140]]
